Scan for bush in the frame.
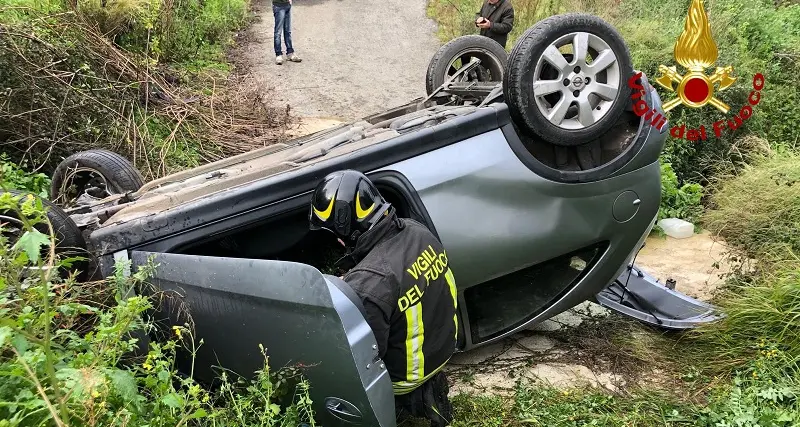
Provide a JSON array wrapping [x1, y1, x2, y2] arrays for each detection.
[[0, 9, 289, 180], [702, 153, 800, 263], [112, 0, 251, 64], [658, 161, 704, 224], [0, 192, 316, 426], [0, 156, 51, 197]]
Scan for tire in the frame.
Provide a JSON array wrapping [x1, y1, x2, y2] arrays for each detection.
[[503, 13, 633, 147], [425, 35, 508, 95], [1, 189, 87, 264], [51, 149, 144, 207]]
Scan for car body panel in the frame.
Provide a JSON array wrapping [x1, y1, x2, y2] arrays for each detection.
[[374, 128, 662, 348], [598, 264, 724, 329], [129, 252, 395, 427], [87, 105, 503, 257]]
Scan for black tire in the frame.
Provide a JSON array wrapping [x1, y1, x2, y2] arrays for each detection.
[[425, 35, 508, 95], [1, 189, 87, 264], [503, 13, 633, 147], [51, 149, 144, 207]]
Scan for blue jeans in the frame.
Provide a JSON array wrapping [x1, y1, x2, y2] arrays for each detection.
[[273, 3, 294, 56]]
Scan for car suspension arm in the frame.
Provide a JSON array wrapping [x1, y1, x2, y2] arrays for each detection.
[[421, 57, 485, 104]]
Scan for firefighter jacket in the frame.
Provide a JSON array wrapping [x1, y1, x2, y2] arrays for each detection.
[[341, 208, 458, 395]]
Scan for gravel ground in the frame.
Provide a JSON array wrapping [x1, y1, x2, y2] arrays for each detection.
[[240, 0, 441, 121]]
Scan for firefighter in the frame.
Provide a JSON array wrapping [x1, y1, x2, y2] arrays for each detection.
[[309, 169, 458, 427]]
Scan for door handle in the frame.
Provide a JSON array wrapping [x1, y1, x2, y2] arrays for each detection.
[[328, 403, 356, 417], [326, 399, 363, 423]]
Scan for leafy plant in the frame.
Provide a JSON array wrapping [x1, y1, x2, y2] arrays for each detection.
[[659, 161, 704, 223], [0, 192, 316, 426], [695, 341, 800, 427], [0, 155, 52, 198]]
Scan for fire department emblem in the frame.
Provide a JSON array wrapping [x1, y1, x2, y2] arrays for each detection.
[[655, 0, 736, 113]]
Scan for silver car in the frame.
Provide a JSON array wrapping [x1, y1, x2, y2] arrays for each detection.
[[4, 13, 720, 427]]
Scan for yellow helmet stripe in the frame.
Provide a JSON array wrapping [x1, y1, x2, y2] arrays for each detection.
[[355, 192, 375, 220], [313, 191, 336, 221]]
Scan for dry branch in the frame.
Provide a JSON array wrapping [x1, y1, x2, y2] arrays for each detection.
[[0, 7, 293, 181]]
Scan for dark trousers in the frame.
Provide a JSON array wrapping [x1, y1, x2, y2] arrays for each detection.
[[395, 371, 453, 427], [272, 3, 294, 56]]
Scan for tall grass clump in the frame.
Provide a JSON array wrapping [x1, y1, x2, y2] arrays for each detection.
[[702, 153, 800, 263], [684, 257, 800, 366], [0, 192, 316, 426]]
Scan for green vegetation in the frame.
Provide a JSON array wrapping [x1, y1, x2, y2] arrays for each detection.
[[0, 155, 52, 197], [703, 153, 800, 265], [658, 161, 703, 225], [0, 192, 316, 426]]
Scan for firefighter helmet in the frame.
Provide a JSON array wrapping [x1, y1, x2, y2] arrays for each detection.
[[309, 170, 391, 247]]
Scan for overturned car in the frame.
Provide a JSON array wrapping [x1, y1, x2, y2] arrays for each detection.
[[2, 13, 721, 427]]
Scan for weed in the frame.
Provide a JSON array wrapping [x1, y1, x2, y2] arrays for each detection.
[[0, 192, 315, 426], [658, 161, 704, 224], [0, 155, 52, 197]]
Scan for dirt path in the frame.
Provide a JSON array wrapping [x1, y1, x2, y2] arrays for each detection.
[[238, 0, 441, 121]]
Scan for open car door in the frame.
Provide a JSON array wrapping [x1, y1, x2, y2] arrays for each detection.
[[127, 251, 396, 427]]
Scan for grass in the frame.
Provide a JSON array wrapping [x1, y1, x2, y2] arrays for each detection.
[[702, 153, 800, 265], [447, 380, 696, 426]]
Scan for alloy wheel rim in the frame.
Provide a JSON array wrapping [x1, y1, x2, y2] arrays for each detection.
[[532, 32, 620, 130]]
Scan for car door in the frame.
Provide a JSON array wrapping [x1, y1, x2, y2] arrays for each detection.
[[124, 251, 396, 427]]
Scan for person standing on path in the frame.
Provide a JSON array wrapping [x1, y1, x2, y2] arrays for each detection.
[[475, 0, 515, 49], [273, 0, 301, 65]]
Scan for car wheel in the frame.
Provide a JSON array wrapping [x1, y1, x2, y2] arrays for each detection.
[[51, 149, 144, 208], [503, 13, 633, 146], [425, 35, 508, 95], [1, 190, 87, 270]]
